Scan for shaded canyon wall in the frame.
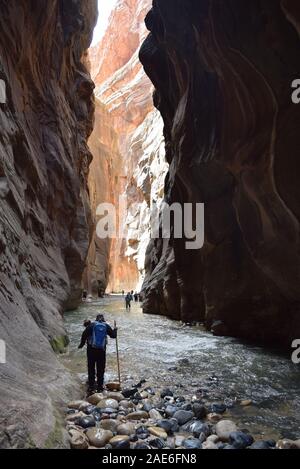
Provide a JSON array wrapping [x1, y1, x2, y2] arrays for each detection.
[[0, 0, 97, 447], [87, 0, 167, 293], [140, 0, 300, 346]]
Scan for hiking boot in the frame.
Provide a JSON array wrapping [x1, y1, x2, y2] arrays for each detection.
[[86, 387, 96, 397], [97, 386, 104, 393]]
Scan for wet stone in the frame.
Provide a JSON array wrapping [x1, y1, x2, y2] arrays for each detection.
[[125, 411, 149, 420], [86, 428, 113, 448], [209, 403, 227, 414], [229, 431, 254, 449], [75, 415, 96, 429], [149, 438, 166, 449], [161, 388, 173, 399], [109, 435, 130, 448], [173, 410, 194, 425], [149, 427, 168, 440], [183, 438, 202, 449], [216, 420, 238, 442], [165, 405, 178, 417]]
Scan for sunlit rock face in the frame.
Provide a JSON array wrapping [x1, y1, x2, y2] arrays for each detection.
[[0, 0, 97, 447], [140, 0, 300, 346], [88, 0, 167, 293]]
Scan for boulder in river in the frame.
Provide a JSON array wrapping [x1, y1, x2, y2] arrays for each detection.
[[215, 420, 238, 441], [69, 429, 89, 450], [149, 427, 168, 440], [229, 431, 254, 449], [106, 382, 121, 391], [117, 422, 136, 436], [87, 393, 104, 405], [149, 409, 163, 420], [86, 428, 113, 448], [97, 398, 119, 410], [165, 405, 178, 417], [249, 440, 276, 449], [75, 415, 96, 429], [68, 400, 88, 410], [125, 411, 149, 420], [100, 419, 119, 432], [122, 388, 138, 398], [109, 435, 130, 448], [173, 410, 194, 425], [182, 438, 202, 449], [161, 388, 173, 398], [276, 439, 300, 449]]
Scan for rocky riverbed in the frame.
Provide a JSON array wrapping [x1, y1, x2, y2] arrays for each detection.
[[65, 383, 300, 450], [61, 297, 300, 448]]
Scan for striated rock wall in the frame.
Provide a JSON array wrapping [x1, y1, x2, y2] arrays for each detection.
[[0, 0, 97, 447], [140, 0, 300, 346], [87, 0, 167, 293]]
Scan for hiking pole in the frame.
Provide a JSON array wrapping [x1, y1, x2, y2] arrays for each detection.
[[114, 320, 121, 387]]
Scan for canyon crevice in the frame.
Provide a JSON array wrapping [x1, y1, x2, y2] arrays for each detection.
[[0, 0, 97, 447], [140, 0, 300, 346], [86, 0, 167, 294]]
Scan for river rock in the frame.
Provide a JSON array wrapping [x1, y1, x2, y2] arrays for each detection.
[[104, 392, 123, 402], [202, 440, 219, 450], [122, 388, 138, 399], [149, 438, 166, 449], [97, 398, 119, 410], [100, 419, 118, 432], [165, 405, 178, 417], [207, 413, 222, 423], [142, 400, 155, 412], [149, 409, 163, 420], [79, 404, 96, 415], [249, 440, 276, 449], [117, 422, 136, 436], [69, 429, 89, 450], [65, 412, 85, 423], [240, 400, 252, 407], [173, 410, 194, 425], [157, 419, 173, 434], [182, 438, 202, 449], [75, 415, 96, 429], [109, 435, 130, 448], [125, 411, 149, 420], [106, 382, 121, 391], [134, 442, 151, 449], [68, 400, 88, 410], [149, 427, 168, 440], [86, 428, 113, 448], [119, 400, 134, 409], [192, 403, 208, 419], [215, 420, 238, 441], [207, 435, 219, 444], [229, 431, 254, 449], [87, 393, 104, 405], [276, 439, 300, 449], [161, 388, 173, 398], [175, 434, 186, 447], [209, 403, 227, 414], [136, 426, 150, 439]]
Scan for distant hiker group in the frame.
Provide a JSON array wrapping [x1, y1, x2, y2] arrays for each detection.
[[123, 290, 140, 310]]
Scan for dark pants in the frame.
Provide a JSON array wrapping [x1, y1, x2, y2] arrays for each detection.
[[87, 347, 106, 390]]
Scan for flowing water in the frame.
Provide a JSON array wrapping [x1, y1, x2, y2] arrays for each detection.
[[62, 296, 300, 441]]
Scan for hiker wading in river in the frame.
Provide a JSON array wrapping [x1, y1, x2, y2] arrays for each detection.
[[78, 314, 117, 395]]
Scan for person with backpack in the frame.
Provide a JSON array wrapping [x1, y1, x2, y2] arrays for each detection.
[[78, 314, 117, 395]]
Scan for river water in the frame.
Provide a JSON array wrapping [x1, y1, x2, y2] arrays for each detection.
[[62, 296, 300, 441]]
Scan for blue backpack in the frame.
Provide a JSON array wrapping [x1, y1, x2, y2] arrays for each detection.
[[90, 321, 107, 349]]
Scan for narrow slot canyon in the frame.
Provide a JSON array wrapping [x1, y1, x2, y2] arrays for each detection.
[[0, 0, 300, 453]]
